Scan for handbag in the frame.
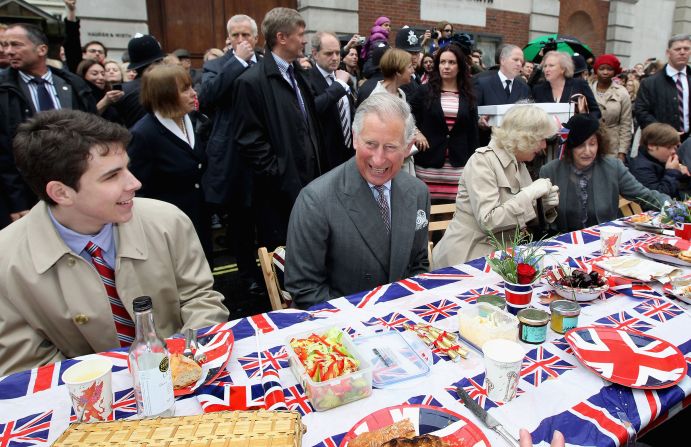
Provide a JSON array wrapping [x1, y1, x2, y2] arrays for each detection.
[[570, 93, 589, 115]]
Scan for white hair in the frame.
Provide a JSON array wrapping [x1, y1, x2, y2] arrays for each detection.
[[353, 93, 416, 145]]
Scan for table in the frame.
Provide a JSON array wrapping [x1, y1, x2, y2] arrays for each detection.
[[1, 221, 689, 447]]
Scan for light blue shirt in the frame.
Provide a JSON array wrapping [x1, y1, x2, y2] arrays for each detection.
[[368, 180, 392, 211], [18, 70, 61, 111], [48, 207, 116, 269]]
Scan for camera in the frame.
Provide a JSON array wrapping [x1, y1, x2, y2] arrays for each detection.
[[357, 36, 366, 45], [111, 83, 123, 91]]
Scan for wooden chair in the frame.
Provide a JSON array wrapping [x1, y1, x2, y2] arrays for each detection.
[[257, 247, 291, 311], [428, 203, 455, 242], [618, 197, 643, 217]]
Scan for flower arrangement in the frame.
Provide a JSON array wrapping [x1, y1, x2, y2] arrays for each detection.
[[660, 200, 691, 225], [485, 226, 546, 285]]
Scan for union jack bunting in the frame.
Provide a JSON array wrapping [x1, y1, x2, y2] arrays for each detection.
[[594, 312, 655, 333], [632, 298, 684, 323], [405, 394, 443, 407], [283, 384, 314, 416], [520, 347, 577, 387], [453, 374, 500, 410], [0, 410, 52, 447], [237, 345, 289, 379], [554, 228, 601, 245], [550, 337, 574, 355], [410, 299, 460, 323], [455, 286, 503, 304], [362, 312, 414, 331], [196, 383, 265, 413]]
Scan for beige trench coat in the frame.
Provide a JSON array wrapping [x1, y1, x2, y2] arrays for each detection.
[[0, 198, 228, 376], [590, 81, 633, 156], [432, 144, 556, 269]]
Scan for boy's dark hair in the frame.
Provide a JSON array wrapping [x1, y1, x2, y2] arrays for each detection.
[[13, 110, 131, 205]]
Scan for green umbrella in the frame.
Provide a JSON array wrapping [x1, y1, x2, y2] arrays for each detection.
[[523, 34, 594, 63]]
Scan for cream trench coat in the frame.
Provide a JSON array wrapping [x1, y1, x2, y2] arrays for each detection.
[[432, 144, 556, 269], [0, 198, 228, 376], [590, 81, 633, 156]]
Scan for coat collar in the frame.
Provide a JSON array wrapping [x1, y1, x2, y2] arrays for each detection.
[[28, 200, 149, 274], [486, 142, 517, 169]]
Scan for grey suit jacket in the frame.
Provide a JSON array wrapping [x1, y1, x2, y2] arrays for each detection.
[[285, 158, 430, 309]]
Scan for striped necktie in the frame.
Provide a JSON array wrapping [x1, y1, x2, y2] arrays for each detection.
[[30, 77, 55, 111], [676, 73, 685, 132], [287, 65, 307, 121], [329, 75, 353, 148], [85, 241, 135, 347]]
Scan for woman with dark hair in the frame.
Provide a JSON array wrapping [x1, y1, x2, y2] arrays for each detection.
[[127, 64, 212, 258], [419, 53, 434, 84], [410, 43, 479, 201], [539, 114, 668, 233], [76, 59, 123, 121]]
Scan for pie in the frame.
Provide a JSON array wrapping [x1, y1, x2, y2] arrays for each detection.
[[170, 353, 202, 389], [348, 419, 416, 447], [678, 249, 691, 262], [629, 214, 652, 223], [647, 242, 681, 256]]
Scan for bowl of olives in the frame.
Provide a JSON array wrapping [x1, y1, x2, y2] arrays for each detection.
[[544, 266, 609, 302]]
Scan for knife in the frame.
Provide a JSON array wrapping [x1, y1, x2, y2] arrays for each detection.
[[456, 387, 520, 447]]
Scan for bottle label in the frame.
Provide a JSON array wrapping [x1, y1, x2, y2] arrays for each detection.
[[562, 316, 579, 332], [521, 324, 547, 344], [138, 355, 174, 416]]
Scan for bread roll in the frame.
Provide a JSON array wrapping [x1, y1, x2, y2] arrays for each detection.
[[170, 353, 202, 389], [348, 419, 416, 447]]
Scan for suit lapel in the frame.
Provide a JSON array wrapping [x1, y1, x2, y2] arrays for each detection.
[[52, 73, 73, 109], [389, 175, 415, 282], [340, 160, 391, 271], [153, 117, 202, 160], [491, 73, 506, 103]]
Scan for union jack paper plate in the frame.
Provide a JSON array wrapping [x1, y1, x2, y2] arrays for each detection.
[[166, 328, 235, 396], [634, 236, 691, 267], [339, 404, 490, 447], [565, 326, 686, 389]]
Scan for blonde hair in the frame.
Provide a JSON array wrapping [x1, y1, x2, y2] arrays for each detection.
[[380, 48, 412, 78], [543, 51, 574, 78], [491, 104, 557, 154]]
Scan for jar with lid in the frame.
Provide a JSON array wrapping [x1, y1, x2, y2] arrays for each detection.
[[549, 300, 581, 334], [517, 308, 550, 344]]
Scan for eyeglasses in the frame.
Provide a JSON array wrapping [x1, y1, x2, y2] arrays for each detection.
[[86, 48, 104, 54]]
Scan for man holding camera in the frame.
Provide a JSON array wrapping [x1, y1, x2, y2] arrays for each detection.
[[307, 31, 355, 171]]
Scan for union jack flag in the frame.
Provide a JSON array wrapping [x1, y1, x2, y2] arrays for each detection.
[[362, 312, 414, 331], [228, 313, 281, 341], [594, 312, 655, 333], [283, 384, 314, 416], [347, 284, 389, 308], [455, 286, 502, 304], [310, 432, 346, 447], [620, 234, 660, 254], [632, 298, 684, 323], [550, 337, 574, 355], [617, 284, 665, 301], [453, 374, 499, 410], [0, 410, 52, 447], [196, 383, 265, 413], [406, 394, 442, 407], [412, 267, 473, 287], [566, 327, 686, 388], [410, 299, 460, 323], [554, 228, 601, 245], [520, 347, 577, 387], [237, 345, 289, 379]]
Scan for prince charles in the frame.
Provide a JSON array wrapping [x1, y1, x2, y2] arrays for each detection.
[[285, 94, 430, 309]]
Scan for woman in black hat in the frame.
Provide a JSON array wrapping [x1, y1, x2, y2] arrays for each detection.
[[539, 114, 669, 233]]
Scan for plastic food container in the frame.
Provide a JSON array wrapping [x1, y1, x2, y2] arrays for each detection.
[[353, 331, 430, 388], [458, 302, 519, 349], [285, 328, 372, 411]]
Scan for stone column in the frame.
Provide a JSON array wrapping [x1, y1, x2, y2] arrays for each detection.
[[673, 0, 691, 35], [605, 0, 638, 67], [529, 0, 560, 41], [298, 0, 359, 52]]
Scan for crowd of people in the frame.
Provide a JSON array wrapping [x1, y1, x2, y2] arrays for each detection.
[[0, 1, 689, 391]]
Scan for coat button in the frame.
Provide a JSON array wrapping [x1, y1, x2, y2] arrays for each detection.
[[67, 258, 76, 267], [194, 183, 200, 189], [73, 314, 89, 325], [198, 163, 202, 169]]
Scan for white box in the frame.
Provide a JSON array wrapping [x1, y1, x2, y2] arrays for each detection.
[[478, 103, 574, 126]]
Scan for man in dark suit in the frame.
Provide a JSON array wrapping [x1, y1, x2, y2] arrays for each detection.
[[474, 44, 532, 145], [199, 14, 264, 296], [285, 94, 430, 309], [233, 7, 324, 249], [0, 23, 96, 229], [307, 31, 354, 171]]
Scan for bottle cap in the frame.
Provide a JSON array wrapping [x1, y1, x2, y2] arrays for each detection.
[[133, 296, 152, 312]]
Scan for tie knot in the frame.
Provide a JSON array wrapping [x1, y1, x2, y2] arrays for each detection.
[[505, 80, 511, 86], [374, 185, 386, 195], [31, 77, 46, 85], [85, 241, 101, 256]]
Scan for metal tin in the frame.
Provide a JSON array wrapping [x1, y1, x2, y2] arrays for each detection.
[[477, 294, 507, 311], [549, 300, 581, 334], [517, 308, 550, 344]]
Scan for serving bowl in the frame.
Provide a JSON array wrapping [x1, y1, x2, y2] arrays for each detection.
[[543, 266, 609, 302]]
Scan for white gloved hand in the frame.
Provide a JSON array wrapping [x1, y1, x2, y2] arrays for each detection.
[[543, 185, 559, 208], [521, 178, 553, 201]]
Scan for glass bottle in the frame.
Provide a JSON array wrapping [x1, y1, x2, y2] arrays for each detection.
[[128, 296, 175, 418]]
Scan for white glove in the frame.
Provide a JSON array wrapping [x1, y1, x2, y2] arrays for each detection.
[[543, 185, 559, 208], [521, 178, 552, 201]]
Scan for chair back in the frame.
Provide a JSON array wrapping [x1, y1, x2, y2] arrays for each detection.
[[257, 247, 292, 311], [428, 203, 455, 241], [618, 197, 643, 217]]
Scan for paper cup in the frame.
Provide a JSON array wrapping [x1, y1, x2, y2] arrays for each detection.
[[482, 339, 524, 402], [62, 358, 113, 422], [600, 227, 623, 257]]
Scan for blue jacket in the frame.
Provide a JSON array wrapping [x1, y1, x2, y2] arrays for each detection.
[[629, 146, 687, 199]]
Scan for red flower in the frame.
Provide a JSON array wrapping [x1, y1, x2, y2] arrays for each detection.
[[517, 263, 537, 284]]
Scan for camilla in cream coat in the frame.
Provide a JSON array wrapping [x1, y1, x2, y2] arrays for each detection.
[[433, 105, 559, 268]]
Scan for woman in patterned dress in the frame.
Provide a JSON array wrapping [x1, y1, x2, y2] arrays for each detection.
[[410, 43, 478, 202]]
